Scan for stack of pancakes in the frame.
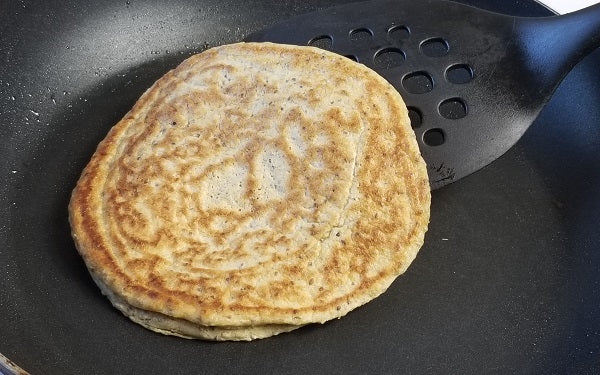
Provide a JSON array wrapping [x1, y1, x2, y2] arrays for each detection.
[[69, 42, 430, 340]]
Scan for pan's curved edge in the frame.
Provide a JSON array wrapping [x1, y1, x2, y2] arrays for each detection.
[[0, 353, 30, 375]]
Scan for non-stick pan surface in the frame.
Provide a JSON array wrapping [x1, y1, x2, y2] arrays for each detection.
[[1, 0, 599, 373]]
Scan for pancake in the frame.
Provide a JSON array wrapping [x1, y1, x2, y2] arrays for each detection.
[[68, 42, 430, 340]]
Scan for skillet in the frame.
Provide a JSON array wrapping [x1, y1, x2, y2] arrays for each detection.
[[1, 0, 599, 373]]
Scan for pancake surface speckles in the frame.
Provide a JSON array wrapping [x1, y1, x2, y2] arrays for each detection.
[[68, 42, 430, 340]]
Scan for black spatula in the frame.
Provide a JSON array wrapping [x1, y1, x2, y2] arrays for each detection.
[[246, 0, 600, 189]]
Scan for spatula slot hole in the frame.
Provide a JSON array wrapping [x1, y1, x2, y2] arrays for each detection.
[[344, 54, 359, 62], [387, 25, 410, 40], [420, 37, 449, 57], [446, 64, 473, 84], [402, 71, 434, 94], [423, 128, 445, 146], [439, 98, 467, 119], [407, 107, 422, 128], [373, 47, 405, 69], [349, 28, 374, 44], [308, 35, 333, 50]]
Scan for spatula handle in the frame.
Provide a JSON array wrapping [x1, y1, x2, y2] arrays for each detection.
[[516, 3, 600, 83]]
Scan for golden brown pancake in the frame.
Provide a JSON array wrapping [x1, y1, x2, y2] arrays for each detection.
[[69, 42, 430, 340]]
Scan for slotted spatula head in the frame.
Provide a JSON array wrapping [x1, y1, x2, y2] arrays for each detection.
[[247, 0, 600, 189]]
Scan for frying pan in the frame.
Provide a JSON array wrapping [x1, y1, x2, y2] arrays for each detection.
[[1, 0, 599, 373]]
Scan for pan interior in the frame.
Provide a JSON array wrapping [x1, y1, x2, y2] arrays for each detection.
[[1, 0, 599, 373]]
